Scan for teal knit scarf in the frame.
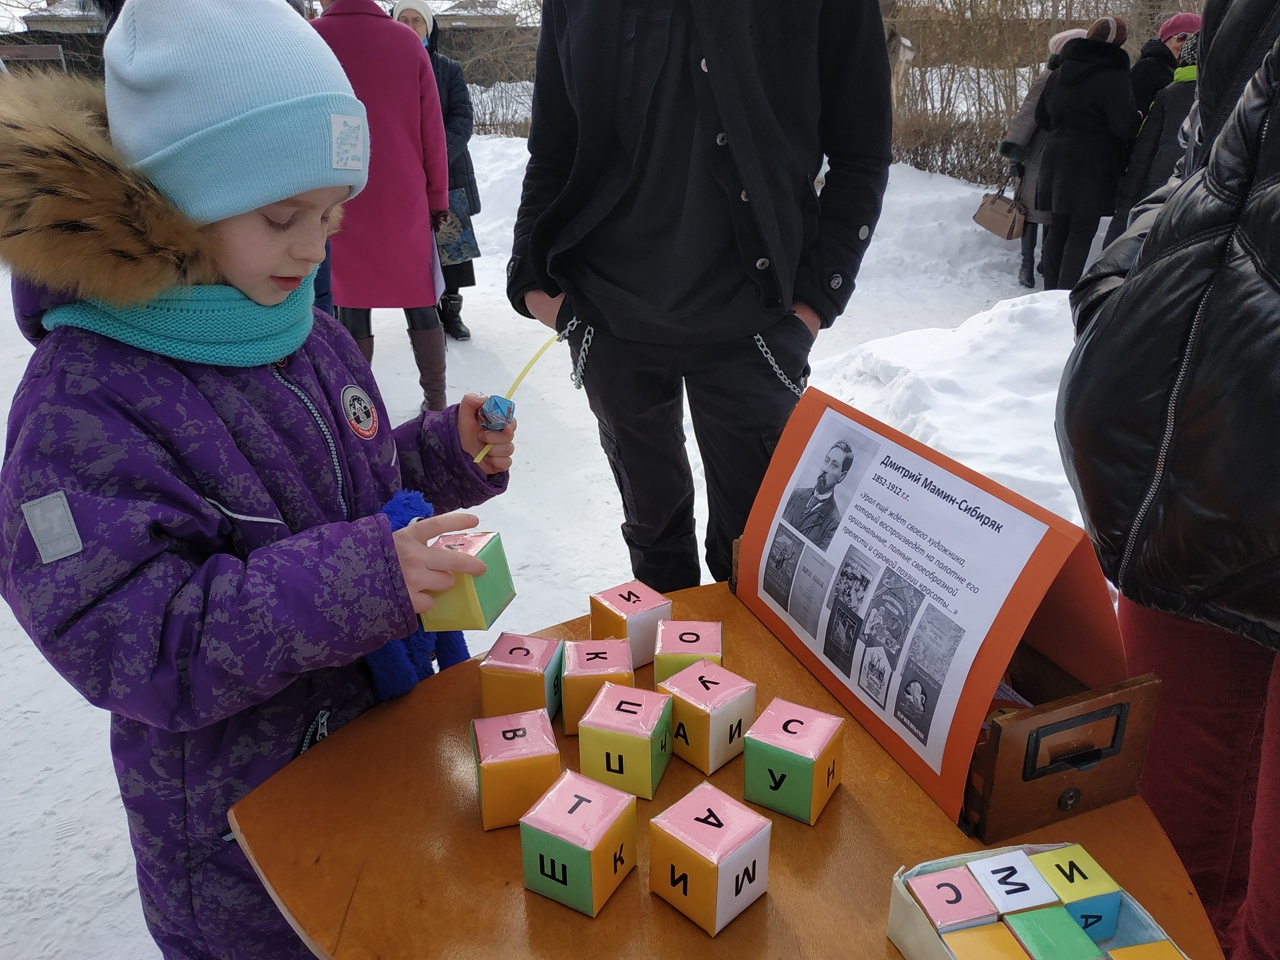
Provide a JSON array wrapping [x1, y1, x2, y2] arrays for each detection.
[[43, 272, 316, 367]]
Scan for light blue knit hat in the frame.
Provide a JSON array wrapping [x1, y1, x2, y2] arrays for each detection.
[[104, 0, 369, 225]]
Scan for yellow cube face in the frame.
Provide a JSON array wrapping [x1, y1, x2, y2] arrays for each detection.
[[580, 728, 654, 799], [807, 726, 844, 824], [563, 672, 633, 735], [669, 698, 713, 773], [479, 667, 545, 719], [479, 753, 562, 831], [588, 796, 638, 915], [654, 652, 722, 685], [649, 822, 719, 934], [589, 598, 627, 642]]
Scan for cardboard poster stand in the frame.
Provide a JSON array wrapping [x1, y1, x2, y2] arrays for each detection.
[[737, 389, 1135, 829]]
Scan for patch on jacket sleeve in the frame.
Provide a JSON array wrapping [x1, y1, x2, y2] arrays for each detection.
[[20, 491, 83, 563], [341, 384, 379, 440]]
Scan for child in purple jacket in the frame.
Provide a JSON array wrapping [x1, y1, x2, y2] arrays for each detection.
[[0, 1, 514, 957]]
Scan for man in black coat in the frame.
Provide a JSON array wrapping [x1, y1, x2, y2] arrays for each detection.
[[507, 0, 893, 592], [1130, 11, 1202, 120]]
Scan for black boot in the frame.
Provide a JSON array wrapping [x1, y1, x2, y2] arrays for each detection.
[[1018, 225, 1037, 288], [1018, 259, 1036, 288], [439, 293, 471, 342]]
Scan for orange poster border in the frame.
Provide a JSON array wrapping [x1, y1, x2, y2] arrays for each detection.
[[738, 389, 1121, 822]]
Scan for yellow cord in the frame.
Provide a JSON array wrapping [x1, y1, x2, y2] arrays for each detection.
[[473, 332, 559, 464]]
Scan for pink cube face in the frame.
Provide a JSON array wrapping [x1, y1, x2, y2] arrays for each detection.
[[564, 639, 634, 677], [482, 634, 562, 675], [433, 531, 496, 557], [580, 683, 671, 737], [473, 710, 558, 764], [745, 698, 845, 760], [592, 580, 669, 617], [654, 621, 723, 659], [521, 770, 634, 848], [650, 782, 769, 865], [659, 660, 755, 712], [905, 865, 998, 931]]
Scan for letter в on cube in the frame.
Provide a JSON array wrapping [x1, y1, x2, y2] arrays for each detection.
[[578, 682, 673, 800], [648, 781, 771, 936], [561, 639, 634, 736], [942, 922, 1033, 959], [657, 660, 756, 775], [904, 864, 998, 932], [653, 620, 723, 684], [471, 710, 561, 831], [418, 531, 515, 631], [743, 697, 845, 825], [589, 579, 672, 667], [478, 633, 564, 721], [1028, 844, 1122, 941], [1004, 905, 1105, 960], [519, 770, 637, 917], [965, 849, 1059, 916]]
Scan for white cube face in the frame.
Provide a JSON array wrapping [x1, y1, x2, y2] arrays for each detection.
[[966, 850, 1059, 914], [707, 690, 756, 772], [626, 602, 671, 667], [714, 821, 771, 933]]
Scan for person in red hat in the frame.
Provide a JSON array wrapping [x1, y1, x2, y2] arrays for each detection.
[[1131, 11, 1203, 120]]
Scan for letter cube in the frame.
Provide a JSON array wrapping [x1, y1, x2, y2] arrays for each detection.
[[590, 579, 672, 667], [1107, 943, 1185, 960], [743, 697, 845, 825], [1004, 905, 1105, 960], [657, 660, 756, 775], [578, 682, 673, 800], [471, 710, 561, 831], [904, 865, 998, 932], [653, 620, 723, 684], [1028, 844, 1122, 941], [649, 781, 771, 936], [942, 922, 1034, 960], [965, 849, 1059, 915], [519, 770, 637, 917], [418, 531, 515, 631], [478, 633, 564, 720], [561, 639, 634, 736]]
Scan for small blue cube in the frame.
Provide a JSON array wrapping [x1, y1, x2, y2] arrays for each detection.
[[479, 395, 516, 431]]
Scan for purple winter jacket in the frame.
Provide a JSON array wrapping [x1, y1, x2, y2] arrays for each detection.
[[2, 295, 506, 959]]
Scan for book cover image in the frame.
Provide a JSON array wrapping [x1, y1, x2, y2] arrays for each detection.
[[894, 603, 965, 747], [823, 597, 863, 678]]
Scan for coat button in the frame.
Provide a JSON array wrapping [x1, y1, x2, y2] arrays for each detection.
[[858, 225, 870, 240], [715, 132, 728, 146], [700, 57, 708, 73], [756, 258, 770, 270], [829, 274, 843, 290], [740, 189, 749, 202]]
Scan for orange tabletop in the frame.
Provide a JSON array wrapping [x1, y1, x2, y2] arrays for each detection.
[[229, 583, 1223, 960]]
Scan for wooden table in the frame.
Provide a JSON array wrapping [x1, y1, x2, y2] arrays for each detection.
[[229, 583, 1222, 960]]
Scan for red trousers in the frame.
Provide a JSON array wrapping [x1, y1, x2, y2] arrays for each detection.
[[1119, 597, 1280, 959]]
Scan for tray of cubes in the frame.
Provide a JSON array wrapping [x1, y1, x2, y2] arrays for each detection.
[[887, 842, 1189, 960]]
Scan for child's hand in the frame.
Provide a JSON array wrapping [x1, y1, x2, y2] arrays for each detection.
[[457, 393, 516, 474], [393, 513, 487, 614]]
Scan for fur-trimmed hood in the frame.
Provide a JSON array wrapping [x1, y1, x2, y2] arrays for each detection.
[[0, 71, 222, 337]]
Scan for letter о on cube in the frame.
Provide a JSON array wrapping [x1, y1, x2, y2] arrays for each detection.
[[478, 633, 564, 721], [649, 781, 771, 936], [561, 639, 634, 736], [520, 770, 637, 917], [743, 697, 845, 824], [589, 579, 671, 667], [471, 710, 561, 831], [657, 660, 756, 775], [418, 531, 515, 631], [653, 620, 722, 684], [578, 682, 673, 800]]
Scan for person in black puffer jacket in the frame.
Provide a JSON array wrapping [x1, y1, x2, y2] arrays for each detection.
[[1130, 12, 1201, 120], [1035, 16, 1140, 290], [1058, 1, 1280, 954]]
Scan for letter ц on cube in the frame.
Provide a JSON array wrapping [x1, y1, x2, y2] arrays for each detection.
[[478, 633, 564, 720], [577, 682, 673, 800]]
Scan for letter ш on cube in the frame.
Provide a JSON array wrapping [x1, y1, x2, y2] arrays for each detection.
[[520, 770, 637, 917], [590, 580, 671, 667], [478, 633, 564, 720], [471, 710, 561, 831], [743, 697, 845, 824], [649, 781, 771, 936], [578, 682, 673, 800]]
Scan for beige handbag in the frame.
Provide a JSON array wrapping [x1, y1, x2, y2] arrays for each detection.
[[973, 175, 1026, 240]]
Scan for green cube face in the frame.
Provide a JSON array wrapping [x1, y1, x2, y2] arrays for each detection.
[[520, 826, 594, 915], [743, 738, 812, 822], [1005, 906, 1104, 960]]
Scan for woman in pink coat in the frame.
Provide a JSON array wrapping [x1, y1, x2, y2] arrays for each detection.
[[314, 0, 451, 410]]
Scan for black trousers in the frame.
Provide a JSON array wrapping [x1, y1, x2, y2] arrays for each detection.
[[567, 315, 812, 592], [1042, 213, 1102, 290]]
